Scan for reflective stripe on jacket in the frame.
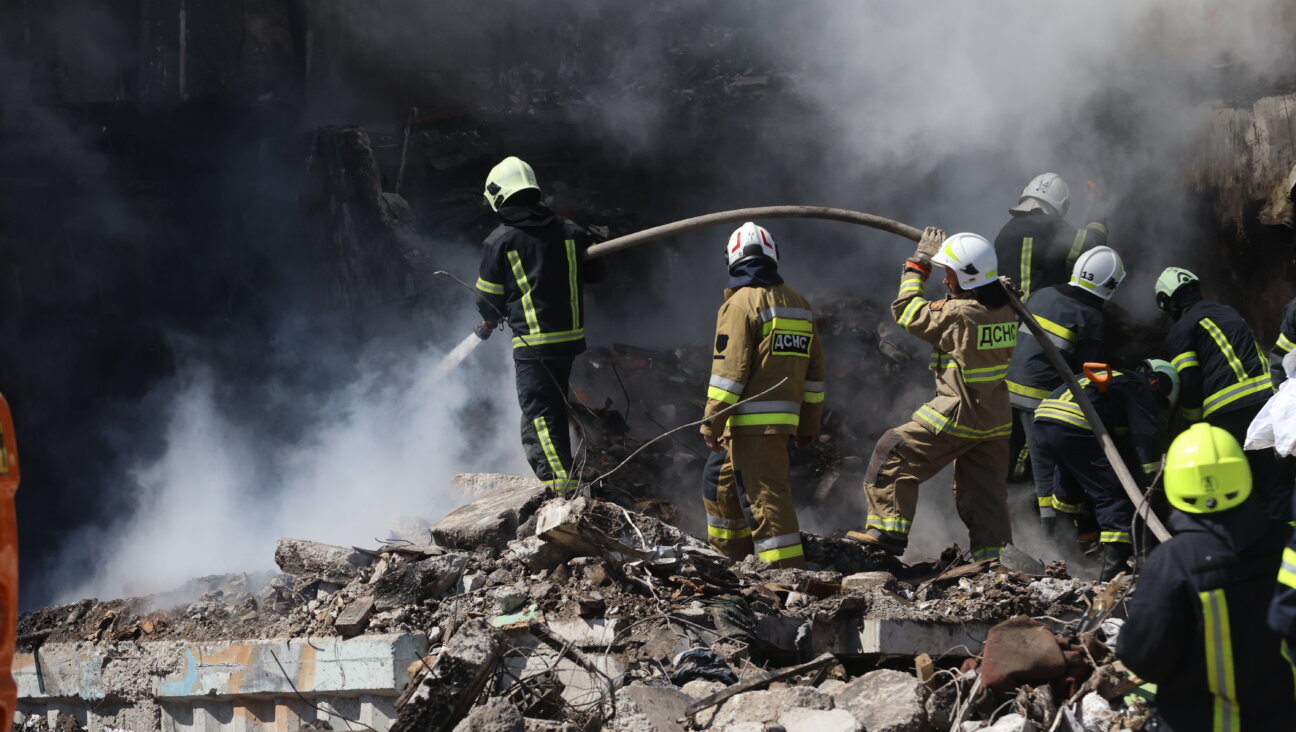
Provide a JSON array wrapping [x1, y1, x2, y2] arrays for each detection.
[[475, 205, 600, 359], [1271, 297, 1296, 385], [893, 269, 1014, 440], [702, 284, 826, 437], [992, 210, 1108, 300], [1005, 284, 1105, 409], [1167, 299, 1274, 421]]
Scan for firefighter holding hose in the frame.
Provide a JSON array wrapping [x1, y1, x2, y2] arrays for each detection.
[[473, 156, 602, 493], [699, 222, 825, 569], [849, 227, 1016, 561]]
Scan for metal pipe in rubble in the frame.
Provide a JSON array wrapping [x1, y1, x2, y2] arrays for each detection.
[[586, 206, 1172, 542]]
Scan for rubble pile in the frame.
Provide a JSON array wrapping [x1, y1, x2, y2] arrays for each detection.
[[18, 475, 1153, 731]]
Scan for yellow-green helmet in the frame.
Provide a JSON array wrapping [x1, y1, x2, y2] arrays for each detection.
[[1164, 423, 1251, 514], [483, 156, 540, 212]]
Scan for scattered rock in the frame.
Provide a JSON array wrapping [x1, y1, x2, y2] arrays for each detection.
[[508, 536, 572, 573], [613, 685, 693, 732], [998, 546, 1046, 576], [779, 707, 862, 732], [979, 617, 1066, 692], [432, 477, 547, 550], [333, 596, 375, 637], [392, 619, 505, 732], [834, 669, 931, 732], [708, 686, 834, 728], [274, 538, 376, 584], [452, 697, 524, 732]]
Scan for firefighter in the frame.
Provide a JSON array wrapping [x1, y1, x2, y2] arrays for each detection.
[[699, 222, 825, 569], [1032, 359, 1179, 580], [849, 228, 1016, 561], [473, 156, 602, 493], [1271, 296, 1296, 385], [1006, 246, 1125, 533], [1270, 489, 1296, 673], [994, 173, 1108, 483], [1117, 424, 1295, 731], [1156, 267, 1286, 518]]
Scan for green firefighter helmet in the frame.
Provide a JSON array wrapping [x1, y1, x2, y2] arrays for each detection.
[[483, 156, 541, 212], [1164, 423, 1251, 514], [1155, 267, 1199, 313]]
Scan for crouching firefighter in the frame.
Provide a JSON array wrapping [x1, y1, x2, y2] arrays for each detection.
[[1032, 360, 1179, 580], [473, 156, 602, 493], [1117, 424, 1295, 731], [850, 228, 1016, 562], [699, 223, 825, 569]]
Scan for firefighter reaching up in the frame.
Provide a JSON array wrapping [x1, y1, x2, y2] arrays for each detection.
[[849, 227, 1017, 561], [699, 222, 825, 569]]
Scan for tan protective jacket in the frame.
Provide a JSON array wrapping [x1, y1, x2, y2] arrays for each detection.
[[701, 284, 826, 438], [893, 269, 1016, 439]]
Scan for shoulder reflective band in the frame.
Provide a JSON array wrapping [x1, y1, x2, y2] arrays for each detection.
[[1279, 332, 1296, 354], [1203, 373, 1273, 417], [1172, 351, 1200, 371], [1199, 318, 1248, 381], [565, 239, 580, 330], [1100, 531, 1131, 544], [972, 546, 1004, 562], [1199, 589, 1239, 732], [1033, 315, 1078, 352], [708, 374, 745, 404], [866, 514, 912, 534], [1067, 228, 1089, 269], [803, 380, 825, 404], [1086, 221, 1109, 236], [507, 251, 541, 335], [976, 323, 1018, 350], [475, 277, 505, 296], [755, 532, 804, 563], [914, 405, 1012, 439], [1020, 237, 1034, 298], [963, 364, 1010, 383], [897, 298, 927, 328]]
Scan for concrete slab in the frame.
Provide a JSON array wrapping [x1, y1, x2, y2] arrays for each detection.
[[756, 614, 992, 657]]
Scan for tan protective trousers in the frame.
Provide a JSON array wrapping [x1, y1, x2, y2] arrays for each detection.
[[863, 419, 1012, 561], [702, 434, 806, 569]]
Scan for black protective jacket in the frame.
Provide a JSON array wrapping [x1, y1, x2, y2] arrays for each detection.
[[1271, 297, 1296, 385], [1033, 370, 1164, 477], [475, 205, 602, 359], [1006, 284, 1105, 409], [1117, 505, 1295, 731], [992, 210, 1107, 300], [1166, 297, 1273, 421]]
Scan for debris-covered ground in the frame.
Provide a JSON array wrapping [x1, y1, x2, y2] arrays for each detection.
[[18, 474, 1148, 732]]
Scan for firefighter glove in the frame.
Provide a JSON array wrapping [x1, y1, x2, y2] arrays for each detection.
[[910, 226, 946, 270], [474, 320, 498, 340]]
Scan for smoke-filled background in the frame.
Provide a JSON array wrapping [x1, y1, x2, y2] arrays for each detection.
[[2, 1, 1295, 607]]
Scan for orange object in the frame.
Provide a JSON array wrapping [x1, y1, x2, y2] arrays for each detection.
[[1083, 362, 1113, 393], [0, 394, 19, 726]]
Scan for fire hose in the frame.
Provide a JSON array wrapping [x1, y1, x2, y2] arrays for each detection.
[[586, 206, 1172, 542]]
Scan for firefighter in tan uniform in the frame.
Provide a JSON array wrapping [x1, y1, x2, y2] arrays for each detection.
[[850, 228, 1016, 561], [700, 222, 826, 569]]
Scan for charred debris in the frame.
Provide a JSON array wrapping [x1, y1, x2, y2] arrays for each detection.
[[20, 476, 1145, 732]]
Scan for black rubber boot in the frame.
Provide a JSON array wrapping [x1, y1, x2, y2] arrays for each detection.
[[1099, 542, 1134, 582]]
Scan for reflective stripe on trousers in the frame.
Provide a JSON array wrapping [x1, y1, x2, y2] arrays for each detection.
[[1200, 589, 1239, 732], [754, 532, 804, 562]]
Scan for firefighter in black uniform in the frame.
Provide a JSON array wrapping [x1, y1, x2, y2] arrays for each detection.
[[1032, 360, 1178, 580], [994, 172, 1108, 482], [1156, 267, 1286, 518], [1007, 246, 1123, 531], [1271, 296, 1296, 386], [1117, 423, 1295, 731], [473, 156, 601, 493]]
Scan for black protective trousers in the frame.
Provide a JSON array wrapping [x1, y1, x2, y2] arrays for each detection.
[[515, 356, 577, 492], [1034, 420, 1133, 545]]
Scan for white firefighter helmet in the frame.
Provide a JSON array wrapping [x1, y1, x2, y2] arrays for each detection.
[[1155, 267, 1199, 312], [931, 232, 999, 290], [726, 222, 779, 268], [1142, 358, 1181, 410], [483, 156, 541, 212], [1069, 246, 1126, 301], [1010, 172, 1071, 219]]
